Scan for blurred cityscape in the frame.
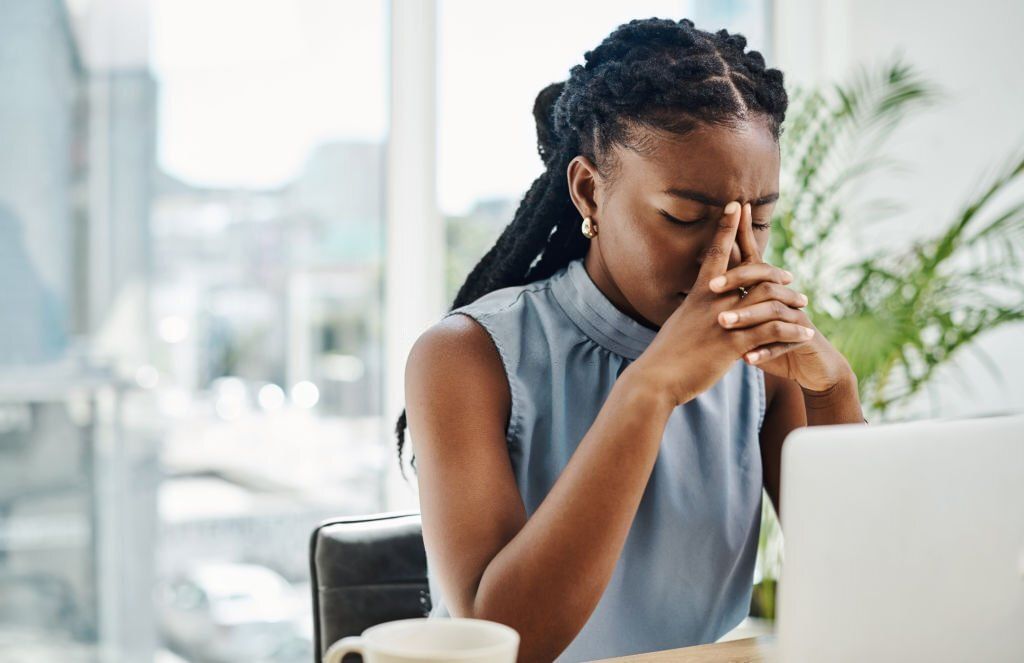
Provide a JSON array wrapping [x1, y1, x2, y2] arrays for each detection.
[[0, 1, 510, 660]]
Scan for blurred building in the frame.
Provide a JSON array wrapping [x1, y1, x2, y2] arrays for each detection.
[[150, 140, 386, 417], [0, 0, 85, 364], [0, 0, 159, 660]]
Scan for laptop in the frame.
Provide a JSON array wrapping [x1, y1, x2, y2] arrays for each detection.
[[774, 411, 1024, 662]]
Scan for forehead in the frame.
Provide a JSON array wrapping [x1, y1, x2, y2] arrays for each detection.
[[614, 121, 780, 201]]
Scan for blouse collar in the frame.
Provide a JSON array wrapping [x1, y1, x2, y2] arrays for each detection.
[[550, 258, 659, 360]]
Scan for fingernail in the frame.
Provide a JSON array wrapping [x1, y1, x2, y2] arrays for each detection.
[[721, 311, 738, 325], [710, 276, 726, 289], [803, 327, 815, 337], [799, 293, 808, 306], [746, 350, 760, 362], [724, 201, 740, 215], [783, 270, 794, 280]]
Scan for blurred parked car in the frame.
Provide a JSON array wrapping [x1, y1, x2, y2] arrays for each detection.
[[157, 562, 310, 662]]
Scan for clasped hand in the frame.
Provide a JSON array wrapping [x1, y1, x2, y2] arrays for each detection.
[[712, 201, 851, 392]]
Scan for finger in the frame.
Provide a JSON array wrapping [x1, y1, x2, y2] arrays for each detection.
[[709, 263, 794, 293], [744, 341, 807, 365], [731, 281, 808, 309], [728, 203, 746, 265], [735, 320, 815, 354], [736, 202, 763, 264], [718, 299, 805, 330], [730, 238, 742, 266], [696, 201, 742, 290]]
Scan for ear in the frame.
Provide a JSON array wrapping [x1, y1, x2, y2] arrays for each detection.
[[566, 155, 602, 219]]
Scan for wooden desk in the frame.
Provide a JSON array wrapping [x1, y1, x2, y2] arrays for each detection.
[[591, 635, 776, 662]]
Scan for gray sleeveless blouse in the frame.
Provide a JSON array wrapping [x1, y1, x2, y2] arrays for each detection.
[[424, 257, 766, 662]]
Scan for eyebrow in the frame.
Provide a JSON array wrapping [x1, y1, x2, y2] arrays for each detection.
[[662, 188, 780, 207]]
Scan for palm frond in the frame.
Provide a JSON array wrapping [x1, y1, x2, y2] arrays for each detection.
[[758, 56, 1024, 602], [773, 55, 1024, 419]]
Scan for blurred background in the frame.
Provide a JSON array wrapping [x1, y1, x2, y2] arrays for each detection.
[[0, 0, 1021, 661]]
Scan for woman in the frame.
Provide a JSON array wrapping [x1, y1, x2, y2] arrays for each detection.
[[397, 17, 864, 663]]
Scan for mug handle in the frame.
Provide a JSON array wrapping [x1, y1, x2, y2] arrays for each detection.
[[323, 636, 364, 663]]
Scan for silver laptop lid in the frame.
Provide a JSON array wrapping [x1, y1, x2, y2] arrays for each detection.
[[776, 412, 1024, 663]]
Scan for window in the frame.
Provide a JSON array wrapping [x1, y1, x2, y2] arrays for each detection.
[[1, 1, 388, 660]]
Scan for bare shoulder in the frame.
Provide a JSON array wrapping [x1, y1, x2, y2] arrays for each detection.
[[406, 313, 510, 401], [404, 313, 512, 447]]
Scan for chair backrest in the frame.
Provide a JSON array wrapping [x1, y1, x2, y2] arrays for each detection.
[[309, 511, 432, 661]]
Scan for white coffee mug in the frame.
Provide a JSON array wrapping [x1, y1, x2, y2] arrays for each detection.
[[322, 617, 520, 663]]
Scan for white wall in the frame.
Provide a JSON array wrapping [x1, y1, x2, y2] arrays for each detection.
[[775, 0, 1024, 419]]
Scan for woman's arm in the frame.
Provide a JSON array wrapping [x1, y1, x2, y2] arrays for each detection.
[[406, 314, 675, 663], [760, 370, 865, 521], [800, 370, 863, 426]]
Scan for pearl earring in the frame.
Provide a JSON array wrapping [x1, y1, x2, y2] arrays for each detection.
[[581, 216, 598, 239]]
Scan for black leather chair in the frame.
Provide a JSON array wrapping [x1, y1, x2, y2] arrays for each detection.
[[309, 511, 432, 662]]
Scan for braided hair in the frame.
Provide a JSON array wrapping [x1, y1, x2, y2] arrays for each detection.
[[395, 17, 788, 479]]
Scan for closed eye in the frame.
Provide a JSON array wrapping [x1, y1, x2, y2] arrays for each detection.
[[659, 209, 771, 231], [659, 210, 704, 225]]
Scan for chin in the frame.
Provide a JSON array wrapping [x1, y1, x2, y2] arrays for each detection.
[[650, 304, 678, 329]]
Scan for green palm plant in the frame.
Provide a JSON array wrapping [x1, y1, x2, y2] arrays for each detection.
[[769, 55, 1024, 417], [751, 54, 1024, 622]]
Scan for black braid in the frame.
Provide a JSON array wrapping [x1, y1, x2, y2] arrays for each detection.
[[395, 17, 788, 480]]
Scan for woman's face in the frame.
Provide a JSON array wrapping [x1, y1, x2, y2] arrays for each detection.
[[569, 119, 781, 330]]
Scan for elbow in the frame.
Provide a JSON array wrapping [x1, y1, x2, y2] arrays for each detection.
[[453, 566, 581, 661], [468, 600, 573, 663]]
